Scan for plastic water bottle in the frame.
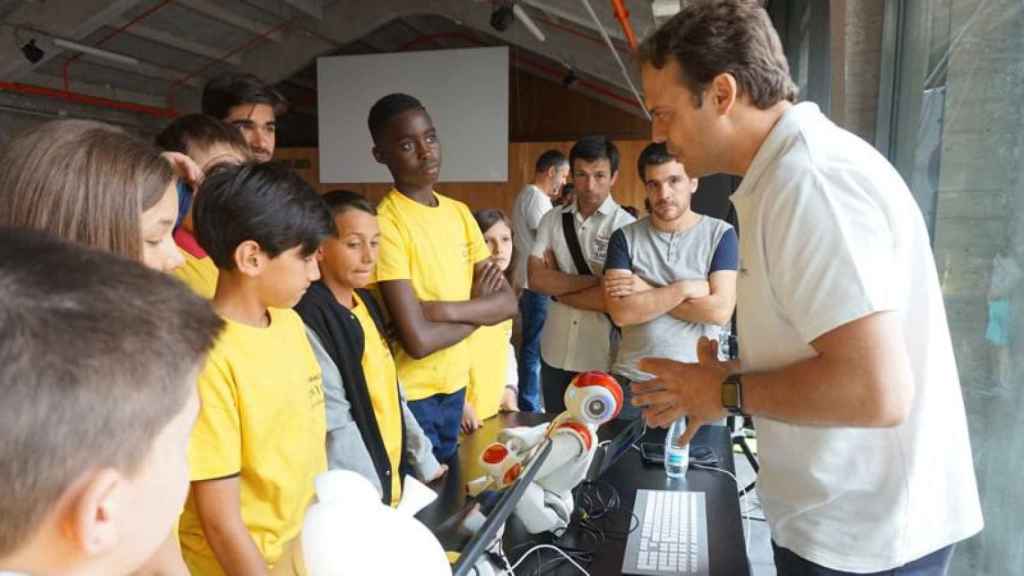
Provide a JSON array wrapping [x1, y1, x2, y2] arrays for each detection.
[[665, 417, 689, 478]]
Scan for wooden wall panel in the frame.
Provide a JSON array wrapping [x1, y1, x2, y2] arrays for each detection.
[[276, 141, 654, 218], [508, 67, 652, 142]]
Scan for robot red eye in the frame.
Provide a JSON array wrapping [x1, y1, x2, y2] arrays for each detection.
[[482, 443, 509, 464], [565, 371, 624, 424], [502, 463, 523, 485]]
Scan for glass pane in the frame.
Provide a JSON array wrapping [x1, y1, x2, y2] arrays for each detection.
[[889, 1, 1024, 573]]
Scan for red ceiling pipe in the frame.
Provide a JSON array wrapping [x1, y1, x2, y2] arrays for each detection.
[[0, 81, 177, 118], [609, 0, 638, 51], [62, 0, 175, 91]]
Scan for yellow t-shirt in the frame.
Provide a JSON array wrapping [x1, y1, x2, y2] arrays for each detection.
[[173, 248, 218, 299], [180, 308, 326, 576], [351, 292, 404, 506], [467, 319, 514, 421], [374, 189, 490, 400]]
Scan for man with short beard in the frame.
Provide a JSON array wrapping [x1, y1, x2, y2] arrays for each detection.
[[603, 142, 737, 419]]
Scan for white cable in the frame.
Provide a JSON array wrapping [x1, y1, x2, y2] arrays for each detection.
[[506, 543, 591, 575], [691, 463, 750, 559], [577, 0, 651, 120], [513, 3, 546, 42]]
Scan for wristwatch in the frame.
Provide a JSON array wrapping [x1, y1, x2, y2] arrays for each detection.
[[721, 373, 745, 416]]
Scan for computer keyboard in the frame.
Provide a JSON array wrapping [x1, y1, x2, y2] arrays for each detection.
[[621, 489, 709, 575]]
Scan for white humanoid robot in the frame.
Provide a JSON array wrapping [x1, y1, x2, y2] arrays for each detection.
[[469, 371, 623, 535], [274, 372, 622, 574]]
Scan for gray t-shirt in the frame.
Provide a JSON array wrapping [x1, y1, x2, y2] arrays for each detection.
[[604, 215, 737, 381]]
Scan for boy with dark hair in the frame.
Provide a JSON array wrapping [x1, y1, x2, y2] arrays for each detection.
[[180, 162, 333, 575], [202, 74, 287, 163], [367, 92, 517, 462], [528, 135, 635, 413], [295, 190, 447, 507], [156, 114, 252, 299], [0, 228, 223, 576], [511, 148, 570, 412]]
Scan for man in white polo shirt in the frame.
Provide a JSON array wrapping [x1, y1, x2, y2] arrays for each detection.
[[632, 1, 982, 575], [528, 135, 635, 413]]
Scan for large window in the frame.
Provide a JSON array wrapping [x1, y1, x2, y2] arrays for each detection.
[[877, 1, 1024, 573]]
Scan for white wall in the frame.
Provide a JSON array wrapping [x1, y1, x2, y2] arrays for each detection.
[[317, 46, 509, 183]]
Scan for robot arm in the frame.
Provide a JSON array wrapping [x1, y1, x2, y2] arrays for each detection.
[[468, 372, 623, 534]]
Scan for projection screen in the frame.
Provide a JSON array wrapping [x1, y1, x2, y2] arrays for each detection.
[[317, 46, 509, 183]]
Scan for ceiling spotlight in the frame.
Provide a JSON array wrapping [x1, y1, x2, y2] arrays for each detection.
[[490, 3, 515, 32], [20, 39, 44, 64], [562, 68, 578, 88]]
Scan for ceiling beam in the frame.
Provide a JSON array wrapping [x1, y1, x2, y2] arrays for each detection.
[[75, 53, 205, 90], [282, 0, 323, 20], [236, 1, 647, 118], [176, 0, 285, 42], [112, 21, 243, 66], [0, 0, 146, 79], [519, 0, 625, 41]]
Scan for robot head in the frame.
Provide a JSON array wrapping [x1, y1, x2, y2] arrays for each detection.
[[563, 371, 622, 425]]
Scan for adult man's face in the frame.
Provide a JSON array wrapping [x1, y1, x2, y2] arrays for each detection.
[[644, 160, 698, 224], [224, 103, 276, 162], [642, 59, 721, 179], [572, 158, 617, 211], [544, 163, 570, 199]]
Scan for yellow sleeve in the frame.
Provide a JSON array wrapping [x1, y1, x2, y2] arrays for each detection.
[[374, 212, 411, 282], [463, 205, 491, 265], [187, 355, 242, 480]]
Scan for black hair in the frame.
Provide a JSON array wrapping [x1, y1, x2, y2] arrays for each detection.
[[569, 135, 620, 175], [201, 74, 288, 120], [535, 149, 568, 173], [637, 142, 676, 181], [367, 93, 426, 143], [322, 189, 376, 218], [194, 162, 333, 270], [155, 113, 250, 156]]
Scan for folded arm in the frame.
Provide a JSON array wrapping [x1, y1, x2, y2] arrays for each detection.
[[668, 270, 737, 326], [419, 261, 518, 326], [378, 280, 475, 359], [606, 275, 709, 326], [527, 255, 599, 297]]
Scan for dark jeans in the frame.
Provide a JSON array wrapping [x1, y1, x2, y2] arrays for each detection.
[[517, 289, 548, 412], [541, 359, 577, 414], [611, 373, 643, 421], [406, 387, 466, 463], [772, 543, 955, 576]]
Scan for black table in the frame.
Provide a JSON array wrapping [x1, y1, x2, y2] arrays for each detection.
[[417, 413, 751, 575]]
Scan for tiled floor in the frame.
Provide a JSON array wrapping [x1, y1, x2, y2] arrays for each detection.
[[733, 447, 776, 576]]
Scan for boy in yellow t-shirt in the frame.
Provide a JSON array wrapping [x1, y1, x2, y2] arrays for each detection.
[[155, 114, 252, 299], [463, 209, 521, 430], [179, 162, 333, 576], [366, 93, 518, 462]]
